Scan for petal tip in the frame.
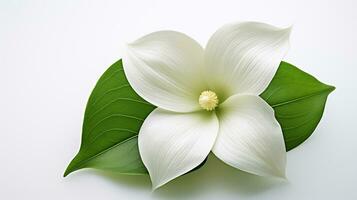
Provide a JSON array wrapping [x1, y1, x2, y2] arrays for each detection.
[[271, 166, 287, 180], [123, 43, 134, 59], [150, 178, 167, 191], [124, 42, 135, 52], [151, 184, 160, 191], [276, 172, 288, 183], [284, 26, 293, 35], [277, 170, 287, 180], [277, 25, 292, 41]]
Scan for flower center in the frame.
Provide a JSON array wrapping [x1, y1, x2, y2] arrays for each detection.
[[199, 90, 219, 111]]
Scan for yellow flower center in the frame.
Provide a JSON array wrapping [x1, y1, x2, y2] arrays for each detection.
[[199, 90, 219, 111]]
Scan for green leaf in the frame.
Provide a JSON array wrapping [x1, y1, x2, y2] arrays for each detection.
[[261, 61, 335, 151], [64, 60, 334, 177], [64, 60, 155, 177]]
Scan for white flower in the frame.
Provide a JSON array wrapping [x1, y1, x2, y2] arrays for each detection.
[[123, 22, 291, 189]]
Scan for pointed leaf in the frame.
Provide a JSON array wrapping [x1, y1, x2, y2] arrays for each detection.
[[261, 61, 335, 151], [64, 60, 155, 176]]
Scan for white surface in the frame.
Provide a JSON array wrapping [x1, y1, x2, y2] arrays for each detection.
[[0, 0, 355, 199]]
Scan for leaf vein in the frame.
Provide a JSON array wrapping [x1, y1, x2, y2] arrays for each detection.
[[271, 88, 333, 108]]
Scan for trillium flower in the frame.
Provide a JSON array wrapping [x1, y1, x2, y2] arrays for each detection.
[[123, 22, 291, 189]]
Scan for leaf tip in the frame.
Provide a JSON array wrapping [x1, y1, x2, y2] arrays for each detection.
[[63, 158, 80, 177], [63, 165, 74, 177], [329, 85, 336, 93]]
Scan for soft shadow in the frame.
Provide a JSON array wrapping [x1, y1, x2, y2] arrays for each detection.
[[94, 171, 152, 190], [66, 168, 152, 191], [68, 154, 288, 199], [152, 154, 288, 199]]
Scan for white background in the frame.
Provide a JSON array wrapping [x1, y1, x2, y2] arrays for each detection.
[[1, 0, 356, 199]]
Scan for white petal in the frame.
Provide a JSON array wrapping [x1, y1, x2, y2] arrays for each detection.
[[213, 94, 286, 178], [138, 108, 218, 189], [123, 31, 206, 112], [204, 22, 291, 99]]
